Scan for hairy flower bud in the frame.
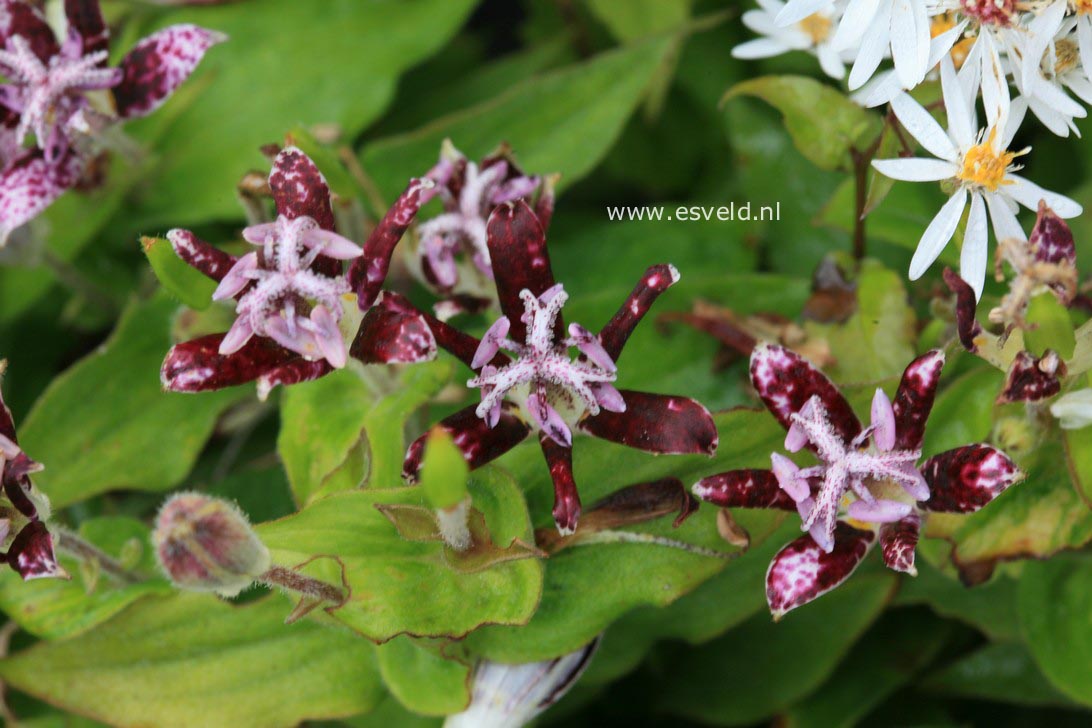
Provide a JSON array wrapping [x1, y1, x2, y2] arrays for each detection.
[[153, 493, 270, 597]]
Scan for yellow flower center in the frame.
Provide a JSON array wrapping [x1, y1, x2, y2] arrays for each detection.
[[930, 13, 957, 36], [957, 129, 1017, 192], [798, 13, 832, 45], [1054, 38, 1080, 75], [1074, 0, 1092, 14]]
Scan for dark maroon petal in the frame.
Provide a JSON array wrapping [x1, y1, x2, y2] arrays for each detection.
[[486, 200, 557, 342], [269, 146, 336, 230], [167, 228, 237, 282], [349, 291, 438, 365], [750, 343, 861, 443], [920, 444, 1022, 513], [943, 267, 983, 353], [766, 522, 875, 618], [419, 309, 507, 371], [0, 150, 82, 243], [579, 390, 718, 456], [598, 264, 680, 361], [2, 468, 38, 519], [0, 373, 15, 444], [349, 177, 436, 310], [891, 350, 945, 451], [997, 350, 1063, 404], [0, 0, 59, 62], [161, 333, 297, 392], [256, 359, 332, 400], [403, 403, 530, 481], [64, 0, 109, 59], [692, 469, 797, 511], [540, 433, 581, 535], [433, 294, 493, 321], [1030, 201, 1076, 267], [6, 521, 66, 581], [879, 512, 920, 575], [113, 24, 225, 119]]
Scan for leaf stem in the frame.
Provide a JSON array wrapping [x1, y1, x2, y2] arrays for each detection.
[[56, 528, 141, 585], [258, 566, 344, 605]]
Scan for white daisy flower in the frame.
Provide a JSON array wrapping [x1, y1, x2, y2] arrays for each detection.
[[872, 57, 1082, 299], [1014, 2, 1091, 136], [853, 16, 968, 107], [775, 0, 837, 26], [833, 0, 937, 91], [734, 0, 853, 80]]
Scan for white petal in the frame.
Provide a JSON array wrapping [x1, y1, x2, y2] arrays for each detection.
[[848, 7, 890, 90], [910, 189, 966, 280], [940, 56, 975, 150], [853, 69, 901, 107], [979, 32, 1010, 129], [1001, 96, 1028, 148], [961, 193, 989, 300], [890, 0, 929, 88], [891, 92, 958, 161], [832, 0, 880, 50], [871, 157, 957, 181], [1004, 175, 1083, 217], [984, 192, 1026, 243], [1022, 0, 1068, 91], [817, 44, 846, 80], [732, 38, 790, 60], [1026, 94, 1073, 137], [1080, 18, 1092, 92], [775, 0, 833, 26]]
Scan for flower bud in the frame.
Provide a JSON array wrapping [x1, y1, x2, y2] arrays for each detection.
[[153, 493, 270, 598], [444, 639, 598, 728]]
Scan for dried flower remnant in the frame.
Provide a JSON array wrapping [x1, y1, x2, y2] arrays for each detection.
[[161, 147, 438, 398], [404, 201, 717, 534], [0, 361, 65, 581], [692, 344, 1022, 617], [0, 0, 224, 242]]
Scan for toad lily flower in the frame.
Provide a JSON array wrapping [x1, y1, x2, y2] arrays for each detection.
[[0, 362, 65, 581], [693, 344, 1021, 617], [0, 0, 223, 242], [404, 201, 717, 535], [873, 56, 1082, 300], [161, 147, 438, 397]]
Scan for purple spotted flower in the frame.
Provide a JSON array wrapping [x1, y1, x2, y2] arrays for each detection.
[[161, 147, 439, 397], [350, 140, 553, 317], [693, 344, 1022, 618], [0, 0, 224, 242], [403, 200, 717, 534], [0, 363, 65, 581]]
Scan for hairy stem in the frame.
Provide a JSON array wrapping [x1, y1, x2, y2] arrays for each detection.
[[259, 566, 344, 604], [56, 529, 141, 585]]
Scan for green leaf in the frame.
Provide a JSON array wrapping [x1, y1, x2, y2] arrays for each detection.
[[419, 428, 470, 510], [18, 292, 242, 508], [585, 0, 691, 40], [256, 467, 543, 641], [1019, 555, 1092, 706], [360, 36, 672, 202], [128, 0, 479, 227], [141, 236, 217, 310], [465, 409, 789, 663], [0, 517, 171, 640], [1024, 292, 1077, 358], [783, 609, 953, 728], [375, 637, 471, 716], [894, 561, 1020, 642], [921, 364, 1004, 457], [921, 642, 1077, 708], [722, 76, 881, 172], [806, 260, 916, 382], [653, 573, 897, 725], [277, 368, 373, 506], [0, 594, 383, 727], [1062, 423, 1092, 507]]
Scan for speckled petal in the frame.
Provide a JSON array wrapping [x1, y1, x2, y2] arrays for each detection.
[[943, 267, 983, 353], [1030, 200, 1076, 267], [0, 150, 82, 243], [161, 333, 297, 392], [540, 434, 581, 535], [349, 177, 436, 310], [891, 350, 945, 450], [0, 0, 59, 62], [167, 228, 237, 282], [349, 291, 438, 365], [879, 513, 920, 575], [113, 24, 225, 119], [598, 264, 679, 361], [268, 146, 335, 230], [920, 444, 1022, 513], [766, 522, 875, 618], [255, 358, 332, 401], [750, 343, 861, 444], [579, 390, 717, 456], [692, 469, 798, 510], [403, 403, 530, 481], [486, 200, 558, 342], [997, 350, 1063, 404], [6, 521, 66, 581], [64, 0, 110, 60]]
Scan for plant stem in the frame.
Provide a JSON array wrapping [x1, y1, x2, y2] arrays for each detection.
[[42, 251, 120, 316], [56, 529, 140, 585], [258, 566, 344, 605]]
